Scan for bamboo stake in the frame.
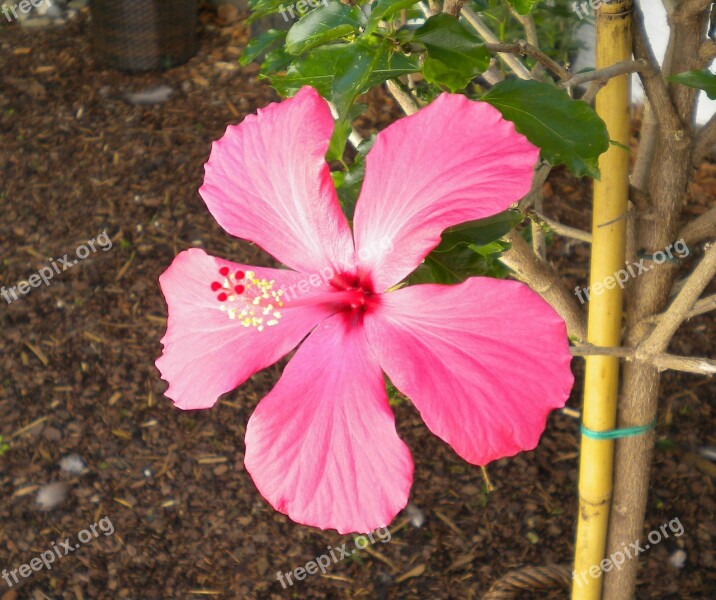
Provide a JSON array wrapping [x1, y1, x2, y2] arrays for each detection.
[[572, 2, 632, 598]]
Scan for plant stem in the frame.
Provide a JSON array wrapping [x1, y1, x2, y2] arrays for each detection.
[[572, 3, 632, 599]]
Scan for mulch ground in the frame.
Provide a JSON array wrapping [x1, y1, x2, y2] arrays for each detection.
[[0, 7, 714, 600]]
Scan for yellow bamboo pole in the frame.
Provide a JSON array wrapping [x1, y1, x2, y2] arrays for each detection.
[[572, 2, 632, 599]]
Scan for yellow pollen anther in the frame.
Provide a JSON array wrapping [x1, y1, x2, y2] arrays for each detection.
[[215, 273, 283, 332]]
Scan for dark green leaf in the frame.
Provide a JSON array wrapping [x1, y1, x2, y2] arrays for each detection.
[[271, 40, 418, 117], [504, 0, 539, 15], [408, 14, 489, 92], [332, 134, 375, 220], [364, 0, 418, 35], [482, 79, 609, 178], [286, 3, 366, 55], [260, 45, 293, 77], [327, 119, 352, 162], [240, 29, 286, 66], [668, 70, 716, 100], [436, 209, 524, 253], [413, 244, 508, 284], [326, 104, 366, 162], [247, 0, 290, 22], [470, 240, 511, 257]]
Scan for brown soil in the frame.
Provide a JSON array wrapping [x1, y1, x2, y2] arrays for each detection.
[[1, 9, 714, 600]]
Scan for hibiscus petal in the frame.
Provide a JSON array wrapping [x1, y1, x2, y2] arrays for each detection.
[[352, 94, 539, 291], [156, 248, 336, 410], [364, 279, 573, 465], [244, 314, 413, 534], [199, 86, 355, 274]]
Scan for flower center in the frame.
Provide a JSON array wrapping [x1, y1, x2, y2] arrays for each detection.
[[328, 271, 378, 316], [210, 266, 284, 331]]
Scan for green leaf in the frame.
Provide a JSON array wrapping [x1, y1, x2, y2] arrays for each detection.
[[668, 70, 716, 100], [326, 104, 365, 162], [271, 40, 418, 117], [407, 14, 489, 92], [414, 244, 509, 284], [260, 45, 293, 77], [286, 3, 366, 55], [364, 0, 418, 35], [327, 119, 352, 162], [247, 0, 290, 22], [482, 79, 609, 178], [332, 135, 375, 220], [240, 29, 286, 66], [436, 209, 524, 253], [504, 0, 539, 15]]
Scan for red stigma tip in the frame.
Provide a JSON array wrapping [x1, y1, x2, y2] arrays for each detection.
[[217, 292, 228, 302], [210, 281, 221, 292], [234, 285, 245, 294], [219, 266, 230, 276], [235, 270, 245, 280]]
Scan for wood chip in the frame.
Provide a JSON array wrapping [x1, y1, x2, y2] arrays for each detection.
[[395, 564, 426, 583], [24, 341, 49, 366], [448, 553, 478, 571], [12, 416, 49, 438], [13, 485, 39, 497], [435, 509, 466, 538], [197, 456, 227, 464], [115, 251, 136, 281], [82, 331, 105, 344], [113, 498, 134, 509]]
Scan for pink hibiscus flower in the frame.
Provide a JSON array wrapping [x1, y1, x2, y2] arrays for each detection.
[[156, 86, 574, 534]]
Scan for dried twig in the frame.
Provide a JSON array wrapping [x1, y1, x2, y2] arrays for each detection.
[[679, 206, 716, 245], [385, 79, 419, 115], [530, 211, 592, 243], [687, 293, 716, 319], [632, 1, 683, 137], [674, 0, 713, 20], [460, 7, 531, 80], [500, 231, 587, 342], [561, 60, 646, 89], [699, 39, 716, 66], [693, 114, 716, 164], [442, 0, 465, 17], [571, 343, 716, 375], [483, 41, 570, 82], [518, 163, 552, 211], [640, 241, 716, 353]]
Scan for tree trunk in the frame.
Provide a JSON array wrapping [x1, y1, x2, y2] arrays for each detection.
[[602, 5, 706, 593]]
